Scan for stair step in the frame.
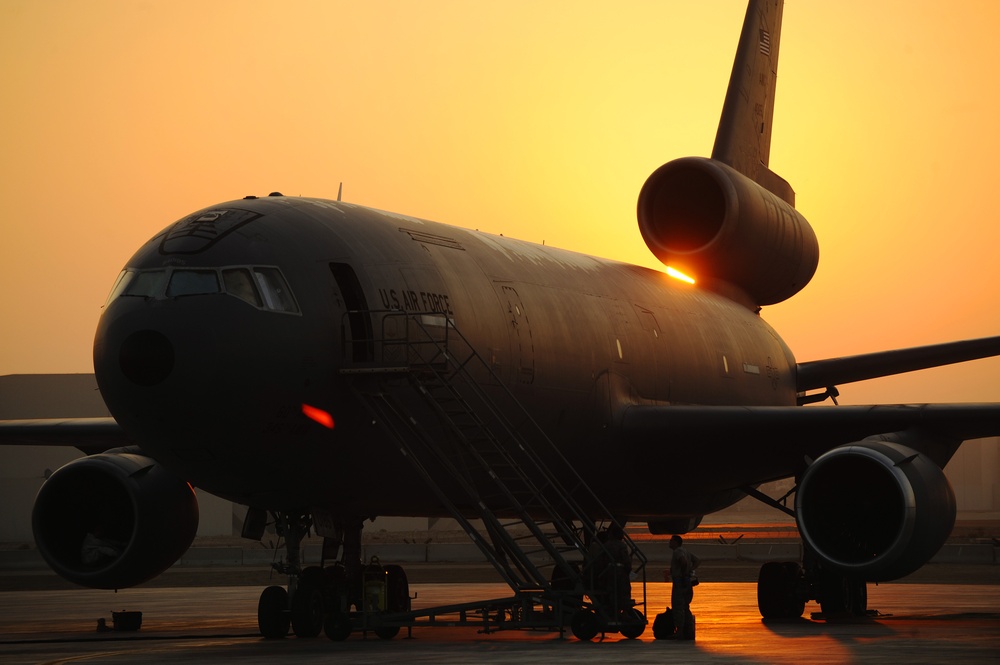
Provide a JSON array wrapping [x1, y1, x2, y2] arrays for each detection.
[[341, 312, 647, 604]]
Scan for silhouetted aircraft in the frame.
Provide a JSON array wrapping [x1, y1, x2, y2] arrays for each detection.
[[3, 0, 999, 641]]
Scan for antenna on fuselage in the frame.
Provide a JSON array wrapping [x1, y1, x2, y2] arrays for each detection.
[[337, 182, 343, 202]]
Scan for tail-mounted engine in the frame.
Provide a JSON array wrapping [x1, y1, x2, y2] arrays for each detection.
[[795, 440, 956, 582], [32, 451, 199, 589], [637, 156, 819, 306]]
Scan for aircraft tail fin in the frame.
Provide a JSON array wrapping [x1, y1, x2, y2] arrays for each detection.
[[712, 0, 794, 205]]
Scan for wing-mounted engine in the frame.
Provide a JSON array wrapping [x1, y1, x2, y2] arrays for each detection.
[[32, 451, 199, 589], [795, 440, 956, 582], [637, 156, 819, 306], [647, 516, 703, 535]]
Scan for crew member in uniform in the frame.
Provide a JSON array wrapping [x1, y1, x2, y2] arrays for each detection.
[[668, 534, 695, 639]]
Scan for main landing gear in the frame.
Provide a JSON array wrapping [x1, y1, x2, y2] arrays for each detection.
[[254, 513, 411, 640], [741, 485, 871, 622], [756, 558, 869, 621]]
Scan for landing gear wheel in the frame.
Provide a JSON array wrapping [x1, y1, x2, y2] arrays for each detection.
[[291, 580, 325, 638], [570, 608, 601, 641], [757, 561, 805, 619], [324, 611, 352, 641], [323, 564, 348, 615], [850, 579, 868, 616], [619, 608, 646, 639], [257, 585, 290, 639], [819, 572, 867, 618]]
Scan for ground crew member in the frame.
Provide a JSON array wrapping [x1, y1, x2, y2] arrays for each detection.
[[605, 524, 632, 611], [668, 534, 695, 639]]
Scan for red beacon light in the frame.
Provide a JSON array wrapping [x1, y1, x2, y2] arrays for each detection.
[[301, 404, 335, 429]]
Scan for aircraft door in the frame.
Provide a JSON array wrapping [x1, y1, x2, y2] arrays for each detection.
[[330, 263, 374, 363], [498, 285, 535, 385]]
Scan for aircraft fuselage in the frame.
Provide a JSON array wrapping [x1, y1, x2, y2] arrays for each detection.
[[94, 195, 797, 521]]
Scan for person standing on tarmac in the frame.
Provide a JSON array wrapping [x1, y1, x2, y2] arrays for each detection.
[[668, 534, 696, 639], [605, 524, 632, 611]]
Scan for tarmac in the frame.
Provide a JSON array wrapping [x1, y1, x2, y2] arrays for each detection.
[[1, 580, 998, 664], [1, 539, 999, 664]]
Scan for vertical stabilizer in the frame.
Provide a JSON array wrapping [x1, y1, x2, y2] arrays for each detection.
[[712, 0, 794, 205]]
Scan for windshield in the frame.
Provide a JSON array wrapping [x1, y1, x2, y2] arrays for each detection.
[[108, 266, 298, 313], [167, 270, 220, 297]]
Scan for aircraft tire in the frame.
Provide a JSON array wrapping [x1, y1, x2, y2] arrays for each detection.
[[570, 608, 601, 641], [322, 564, 348, 614], [324, 611, 352, 641], [291, 580, 325, 638], [257, 585, 290, 639], [851, 580, 869, 616], [757, 561, 805, 619], [818, 572, 867, 617]]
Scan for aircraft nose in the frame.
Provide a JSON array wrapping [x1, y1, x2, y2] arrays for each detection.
[[94, 298, 220, 403], [118, 330, 175, 387]]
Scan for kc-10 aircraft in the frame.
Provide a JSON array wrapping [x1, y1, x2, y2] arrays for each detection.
[[3, 0, 999, 641]]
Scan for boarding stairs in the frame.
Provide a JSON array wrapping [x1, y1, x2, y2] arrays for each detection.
[[339, 310, 647, 634]]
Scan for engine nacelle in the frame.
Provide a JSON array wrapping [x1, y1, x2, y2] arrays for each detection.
[[795, 441, 955, 582], [32, 452, 199, 589], [647, 516, 703, 535], [637, 156, 819, 306]]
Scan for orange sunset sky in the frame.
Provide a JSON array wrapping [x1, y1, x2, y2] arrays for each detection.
[[1, 0, 998, 406]]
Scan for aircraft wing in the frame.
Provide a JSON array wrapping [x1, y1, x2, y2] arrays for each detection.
[[621, 402, 1000, 484], [624, 335, 1000, 475], [624, 403, 1000, 446], [0, 417, 130, 454]]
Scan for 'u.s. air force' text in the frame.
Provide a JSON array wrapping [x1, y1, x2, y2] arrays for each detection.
[[377, 288, 453, 315]]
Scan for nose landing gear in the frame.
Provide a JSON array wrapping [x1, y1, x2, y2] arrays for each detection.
[[255, 512, 316, 639]]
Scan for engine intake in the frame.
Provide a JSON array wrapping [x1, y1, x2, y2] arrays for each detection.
[[795, 441, 955, 582], [637, 157, 819, 305], [32, 452, 199, 589]]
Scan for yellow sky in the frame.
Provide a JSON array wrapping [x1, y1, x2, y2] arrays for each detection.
[[1, 0, 998, 405]]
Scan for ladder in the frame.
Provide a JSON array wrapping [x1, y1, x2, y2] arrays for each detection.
[[340, 310, 647, 630]]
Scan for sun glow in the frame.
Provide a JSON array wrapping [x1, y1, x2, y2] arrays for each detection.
[[3, 2, 1000, 410], [666, 266, 696, 284]]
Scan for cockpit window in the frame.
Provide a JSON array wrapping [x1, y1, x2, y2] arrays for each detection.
[[123, 270, 168, 298], [222, 269, 263, 307], [104, 270, 135, 307], [106, 266, 298, 314], [253, 268, 298, 312], [167, 270, 221, 297]]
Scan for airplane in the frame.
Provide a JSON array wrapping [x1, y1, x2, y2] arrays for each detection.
[[3, 0, 999, 642]]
